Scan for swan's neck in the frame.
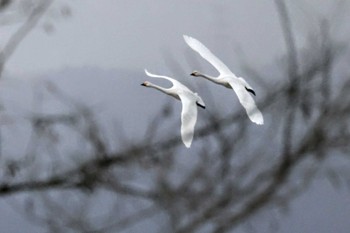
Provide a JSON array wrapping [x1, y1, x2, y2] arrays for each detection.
[[196, 72, 232, 88], [148, 83, 170, 95], [197, 73, 216, 82]]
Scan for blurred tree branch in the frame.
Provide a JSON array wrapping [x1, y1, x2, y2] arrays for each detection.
[[0, 0, 54, 76]]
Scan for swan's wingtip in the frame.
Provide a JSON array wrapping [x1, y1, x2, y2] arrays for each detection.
[[144, 69, 153, 77], [249, 113, 264, 125], [253, 118, 264, 125], [183, 35, 194, 43], [182, 137, 192, 148], [184, 141, 191, 148]]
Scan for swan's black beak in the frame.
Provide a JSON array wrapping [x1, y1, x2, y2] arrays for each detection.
[[245, 87, 256, 96], [141, 83, 146, 86]]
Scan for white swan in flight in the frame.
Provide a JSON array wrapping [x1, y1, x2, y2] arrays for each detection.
[[183, 35, 264, 125], [142, 69, 205, 148]]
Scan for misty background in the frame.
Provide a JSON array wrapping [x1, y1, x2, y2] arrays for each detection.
[[1, 0, 350, 232]]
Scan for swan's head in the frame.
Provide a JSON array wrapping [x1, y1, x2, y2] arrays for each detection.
[[245, 87, 256, 96], [141, 81, 151, 87], [190, 71, 201, 77]]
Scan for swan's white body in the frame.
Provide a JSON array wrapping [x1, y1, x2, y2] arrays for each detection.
[[183, 35, 264, 125], [142, 69, 205, 148]]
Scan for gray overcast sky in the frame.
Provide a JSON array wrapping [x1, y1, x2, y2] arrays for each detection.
[[4, 0, 348, 76], [1, 0, 278, 75], [1, 0, 350, 232]]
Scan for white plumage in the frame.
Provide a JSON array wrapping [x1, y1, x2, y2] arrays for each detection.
[[142, 69, 205, 148], [184, 35, 264, 125]]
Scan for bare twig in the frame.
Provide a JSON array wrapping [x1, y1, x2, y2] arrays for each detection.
[[0, 0, 54, 76]]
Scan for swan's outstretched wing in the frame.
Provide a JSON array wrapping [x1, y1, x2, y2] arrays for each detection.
[[228, 80, 264, 125], [183, 35, 233, 77], [145, 69, 179, 85], [179, 92, 198, 148]]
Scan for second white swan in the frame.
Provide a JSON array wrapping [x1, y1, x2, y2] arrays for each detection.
[[183, 35, 264, 125]]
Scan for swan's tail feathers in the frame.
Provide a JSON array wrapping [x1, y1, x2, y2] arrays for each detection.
[[195, 93, 206, 109]]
